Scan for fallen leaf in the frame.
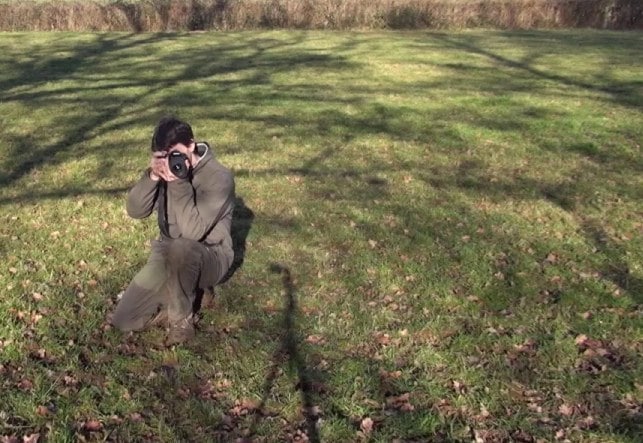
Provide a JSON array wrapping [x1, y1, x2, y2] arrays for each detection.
[[373, 332, 391, 346], [574, 334, 588, 346], [558, 403, 574, 416], [129, 412, 143, 422], [452, 380, 467, 394], [511, 429, 535, 442], [305, 335, 326, 345], [544, 253, 558, 264], [385, 393, 414, 412], [17, 379, 33, 391], [379, 369, 402, 381], [108, 415, 123, 425], [360, 417, 374, 435], [82, 420, 103, 432], [63, 375, 79, 386], [36, 405, 50, 416], [22, 434, 40, 443], [576, 415, 596, 430], [229, 398, 260, 417]]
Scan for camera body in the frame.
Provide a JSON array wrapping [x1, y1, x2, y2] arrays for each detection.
[[168, 151, 190, 179]]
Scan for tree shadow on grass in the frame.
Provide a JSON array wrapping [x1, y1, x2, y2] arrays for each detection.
[[427, 31, 643, 110], [0, 32, 358, 195]]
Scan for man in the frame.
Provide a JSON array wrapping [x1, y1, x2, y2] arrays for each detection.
[[112, 116, 235, 346]]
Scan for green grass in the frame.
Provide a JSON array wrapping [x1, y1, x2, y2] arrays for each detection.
[[0, 30, 642, 442]]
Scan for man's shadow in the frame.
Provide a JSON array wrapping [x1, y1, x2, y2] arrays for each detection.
[[194, 196, 255, 311], [219, 196, 255, 284]]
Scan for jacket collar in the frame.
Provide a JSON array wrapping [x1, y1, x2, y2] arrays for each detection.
[[193, 142, 212, 173]]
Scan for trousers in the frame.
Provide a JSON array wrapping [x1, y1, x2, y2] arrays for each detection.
[[111, 237, 228, 331]]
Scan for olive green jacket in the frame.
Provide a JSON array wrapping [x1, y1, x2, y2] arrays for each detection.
[[126, 143, 235, 269]]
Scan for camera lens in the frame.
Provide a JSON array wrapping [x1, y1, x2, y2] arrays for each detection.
[[168, 151, 189, 179]]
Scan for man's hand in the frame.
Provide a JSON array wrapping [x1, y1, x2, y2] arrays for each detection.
[[149, 152, 177, 182]]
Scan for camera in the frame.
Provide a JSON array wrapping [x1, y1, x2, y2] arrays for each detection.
[[168, 151, 190, 179]]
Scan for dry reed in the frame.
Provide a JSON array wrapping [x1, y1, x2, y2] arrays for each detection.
[[0, 0, 640, 31]]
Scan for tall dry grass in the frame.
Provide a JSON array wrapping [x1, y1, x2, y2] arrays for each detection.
[[0, 0, 640, 31]]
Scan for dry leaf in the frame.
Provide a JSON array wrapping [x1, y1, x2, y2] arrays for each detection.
[[22, 434, 40, 443], [558, 403, 574, 416], [36, 405, 50, 416], [545, 253, 558, 264], [129, 412, 143, 422], [82, 420, 103, 432], [385, 393, 414, 412], [452, 380, 467, 394], [17, 379, 33, 391], [574, 334, 588, 346], [576, 415, 596, 430], [305, 335, 326, 345], [360, 417, 374, 435]]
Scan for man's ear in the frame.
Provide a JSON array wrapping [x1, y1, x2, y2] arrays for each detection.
[[188, 141, 196, 152]]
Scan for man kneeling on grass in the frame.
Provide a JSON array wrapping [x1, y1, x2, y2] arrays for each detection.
[[112, 116, 235, 346]]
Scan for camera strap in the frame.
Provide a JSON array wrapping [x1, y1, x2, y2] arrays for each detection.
[[157, 180, 171, 238]]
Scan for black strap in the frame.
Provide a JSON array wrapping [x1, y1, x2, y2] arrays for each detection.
[[157, 180, 171, 238]]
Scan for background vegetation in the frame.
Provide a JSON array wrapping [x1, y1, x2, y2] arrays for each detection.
[[0, 0, 641, 32], [1, 29, 642, 442]]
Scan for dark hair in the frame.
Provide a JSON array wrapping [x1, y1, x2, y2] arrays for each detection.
[[151, 116, 194, 152]]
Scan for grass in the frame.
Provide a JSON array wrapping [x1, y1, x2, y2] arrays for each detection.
[[0, 30, 642, 442]]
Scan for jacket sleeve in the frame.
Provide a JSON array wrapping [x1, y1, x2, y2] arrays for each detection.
[[167, 169, 234, 241], [126, 169, 159, 219]]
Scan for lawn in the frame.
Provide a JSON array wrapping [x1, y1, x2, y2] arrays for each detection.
[[0, 30, 641, 442]]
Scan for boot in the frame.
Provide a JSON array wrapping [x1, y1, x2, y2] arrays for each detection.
[[165, 314, 195, 346], [201, 287, 216, 309], [145, 308, 168, 329]]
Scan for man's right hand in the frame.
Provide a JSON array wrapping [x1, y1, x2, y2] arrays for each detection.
[[149, 152, 174, 181]]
